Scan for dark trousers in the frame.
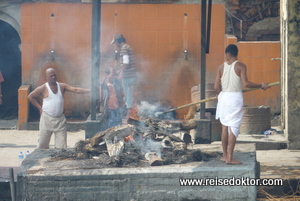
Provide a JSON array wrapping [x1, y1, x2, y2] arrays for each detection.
[[107, 108, 122, 128]]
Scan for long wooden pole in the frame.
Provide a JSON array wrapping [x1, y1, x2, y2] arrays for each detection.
[[162, 81, 280, 114]]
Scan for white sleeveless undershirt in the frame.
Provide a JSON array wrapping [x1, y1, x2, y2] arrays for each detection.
[[221, 60, 242, 92], [43, 82, 64, 117]]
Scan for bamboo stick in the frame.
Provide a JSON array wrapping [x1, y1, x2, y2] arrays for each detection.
[[162, 81, 280, 114]]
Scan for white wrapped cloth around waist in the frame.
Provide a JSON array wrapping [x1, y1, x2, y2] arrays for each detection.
[[216, 91, 243, 137]]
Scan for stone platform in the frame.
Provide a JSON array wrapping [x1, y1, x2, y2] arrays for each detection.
[[17, 143, 259, 201]]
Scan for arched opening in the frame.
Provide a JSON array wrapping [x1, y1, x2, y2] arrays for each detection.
[[0, 20, 21, 120]]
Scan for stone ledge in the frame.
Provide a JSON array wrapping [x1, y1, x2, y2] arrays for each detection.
[[17, 143, 258, 201]]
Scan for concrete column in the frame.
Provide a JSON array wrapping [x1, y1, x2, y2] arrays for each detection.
[[281, 0, 300, 149]]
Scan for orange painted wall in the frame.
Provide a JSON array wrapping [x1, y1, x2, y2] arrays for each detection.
[[224, 37, 281, 113], [238, 41, 281, 113], [21, 3, 92, 118], [100, 3, 226, 118], [20, 2, 280, 120], [21, 3, 226, 118]]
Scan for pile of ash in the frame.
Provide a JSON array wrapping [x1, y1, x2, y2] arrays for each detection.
[[50, 117, 222, 168], [50, 141, 222, 168]]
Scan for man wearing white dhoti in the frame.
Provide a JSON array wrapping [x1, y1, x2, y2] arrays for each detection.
[[28, 68, 90, 149], [214, 44, 269, 164]]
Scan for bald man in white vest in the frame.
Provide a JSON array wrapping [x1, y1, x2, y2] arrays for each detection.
[[28, 68, 90, 149]]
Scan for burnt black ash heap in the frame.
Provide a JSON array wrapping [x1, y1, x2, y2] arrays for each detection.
[[50, 136, 221, 169], [50, 115, 221, 168]]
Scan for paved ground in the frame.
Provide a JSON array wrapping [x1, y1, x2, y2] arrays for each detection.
[[0, 120, 299, 200], [0, 128, 86, 182], [0, 120, 299, 189]]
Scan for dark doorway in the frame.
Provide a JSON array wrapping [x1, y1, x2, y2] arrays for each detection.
[[0, 20, 21, 120]]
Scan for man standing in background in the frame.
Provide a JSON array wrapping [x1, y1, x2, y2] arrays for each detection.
[[99, 68, 125, 129], [28, 68, 90, 149], [111, 33, 137, 117], [214, 44, 269, 164]]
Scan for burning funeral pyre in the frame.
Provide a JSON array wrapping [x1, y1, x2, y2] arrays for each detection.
[[51, 115, 221, 168]]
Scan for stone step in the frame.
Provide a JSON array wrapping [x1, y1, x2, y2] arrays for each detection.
[[237, 133, 287, 150], [211, 134, 287, 150]]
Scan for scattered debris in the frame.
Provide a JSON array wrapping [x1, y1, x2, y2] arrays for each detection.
[[257, 179, 300, 200], [264, 128, 277, 138], [51, 145, 221, 168], [50, 117, 221, 167]]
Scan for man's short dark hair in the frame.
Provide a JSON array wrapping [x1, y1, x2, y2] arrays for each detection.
[[117, 37, 126, 44], [225, 44, 238, 57]]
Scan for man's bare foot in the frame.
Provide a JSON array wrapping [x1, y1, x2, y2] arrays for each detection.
[[226, 158, 242, 164], [220, 154, 227, 162]]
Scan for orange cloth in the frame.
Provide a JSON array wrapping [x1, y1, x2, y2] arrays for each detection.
[[124, 134, 134, 142], [106, 82, 119, 109]]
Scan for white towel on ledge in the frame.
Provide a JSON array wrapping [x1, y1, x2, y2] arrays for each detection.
[[216, 91, 243, 137]]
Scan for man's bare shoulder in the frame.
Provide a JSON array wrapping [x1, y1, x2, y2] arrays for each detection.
[[217, 63, 224, 70], [29, 83, 47, 98], [58, 82, 67, 91], [236, 61, 246, 68], [35, 83, 47, 92]]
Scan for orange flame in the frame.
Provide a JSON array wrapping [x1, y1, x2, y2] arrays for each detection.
[[128, 106, 139, 120]]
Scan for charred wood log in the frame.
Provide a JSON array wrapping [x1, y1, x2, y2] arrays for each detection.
[[102, 125, 135, 141], [145, 152, 164, 166], [89, 125, 134, 147], [75, 125, 134, 158], [128, 118, 197, 132], [78, 118, 195, 158], [148, 127, 183, 142], [89, 132, 106, 147], [127, 117, 197, 142], [75, 139, 107, 159], [127, 118, 147, 127]]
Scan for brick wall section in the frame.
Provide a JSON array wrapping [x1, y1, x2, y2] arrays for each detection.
[[225, 0, 280, 41]]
